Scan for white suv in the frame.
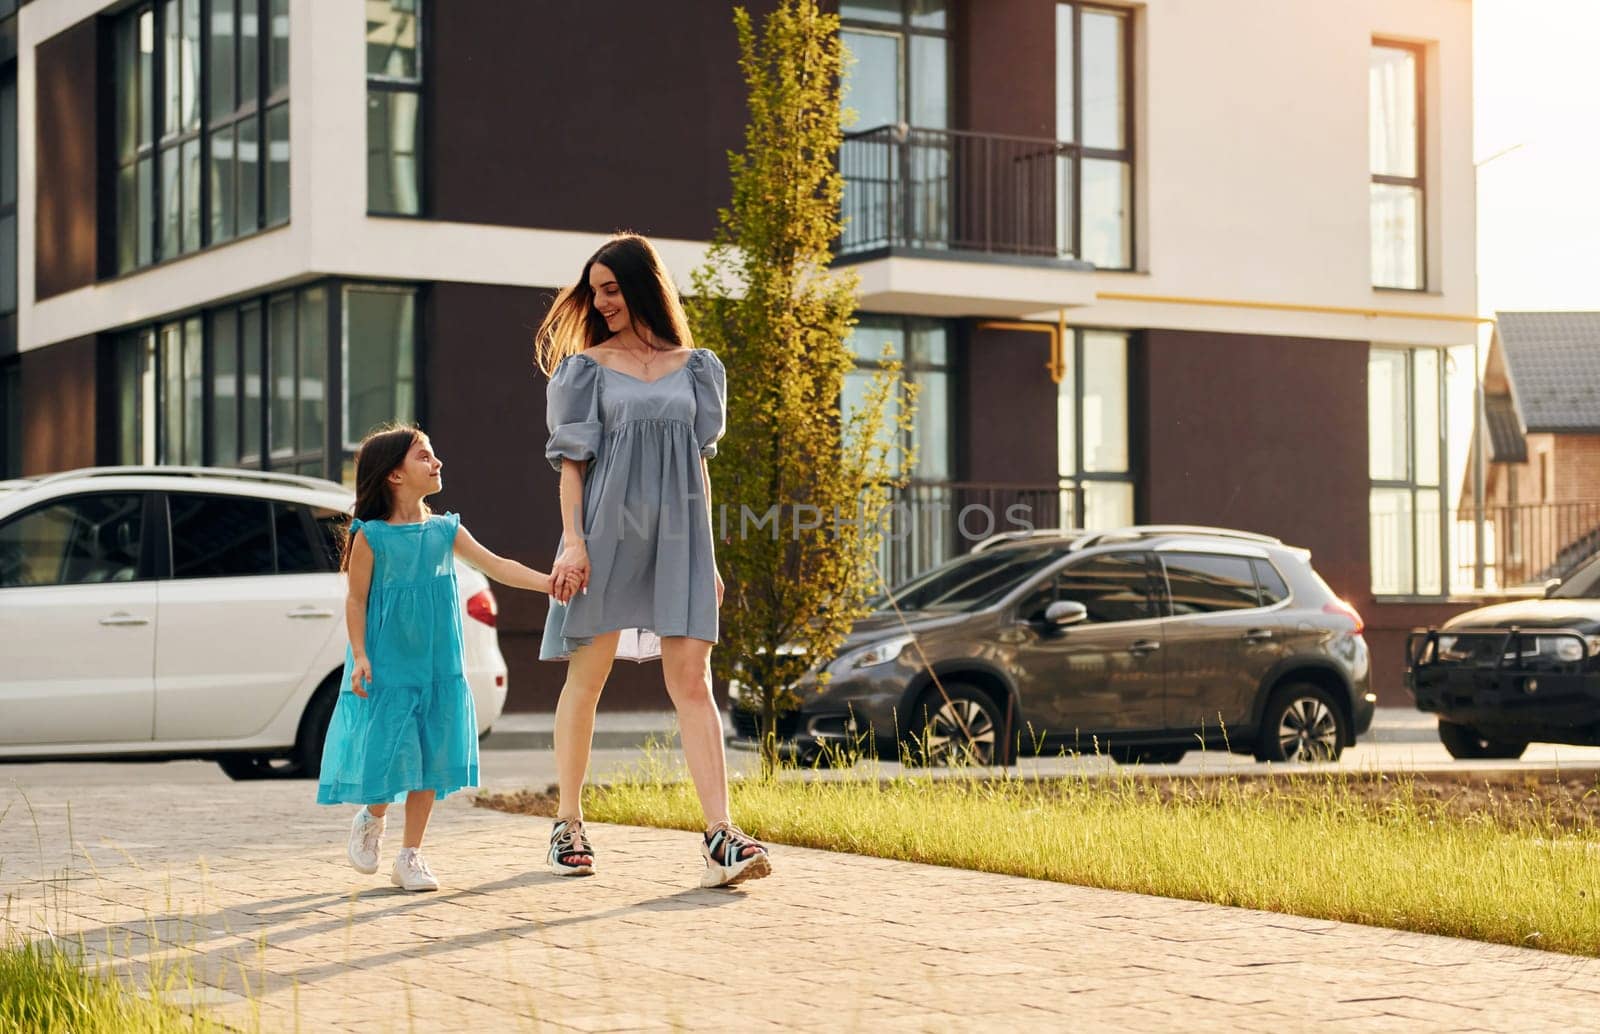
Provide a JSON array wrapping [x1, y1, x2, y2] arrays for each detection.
[[0, 467, 508, 780]]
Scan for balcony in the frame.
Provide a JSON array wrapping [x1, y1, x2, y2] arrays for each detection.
[[836, 126, 1097, 318]]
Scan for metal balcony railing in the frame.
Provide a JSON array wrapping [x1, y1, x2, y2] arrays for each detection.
[[1371, 500, 1600, 595], [839, 125, 1078, 260]]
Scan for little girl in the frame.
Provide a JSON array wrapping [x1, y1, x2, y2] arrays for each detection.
[[317, 423, 568, 891]]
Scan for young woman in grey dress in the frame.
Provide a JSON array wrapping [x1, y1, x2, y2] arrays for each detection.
[[533, 233, 771, 889]]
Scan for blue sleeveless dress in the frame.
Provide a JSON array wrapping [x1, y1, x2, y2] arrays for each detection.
[[316, 512, 479, 805]]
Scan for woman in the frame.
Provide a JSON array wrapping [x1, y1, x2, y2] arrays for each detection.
[[534, 233, 771, 889]]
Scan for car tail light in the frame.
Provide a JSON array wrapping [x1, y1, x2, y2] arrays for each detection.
[[1323, 599, 1364, 634], [467, 588, 498, 627]]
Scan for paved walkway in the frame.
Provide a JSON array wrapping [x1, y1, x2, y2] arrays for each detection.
[[4, 781, 1600, 1032]]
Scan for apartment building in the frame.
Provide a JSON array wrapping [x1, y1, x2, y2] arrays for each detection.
[[4, 0, 1478, 708]]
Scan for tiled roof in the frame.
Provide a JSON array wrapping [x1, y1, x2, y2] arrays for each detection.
[[1484, 394, 1527, 463], [1496, 311, 1600, 432]]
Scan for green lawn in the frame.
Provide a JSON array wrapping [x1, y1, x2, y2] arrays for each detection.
[[562, 767, 1600, 957]]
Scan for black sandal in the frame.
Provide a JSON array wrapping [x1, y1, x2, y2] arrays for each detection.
[[701, 821, 772, 888], [549, 818, 594, 876]]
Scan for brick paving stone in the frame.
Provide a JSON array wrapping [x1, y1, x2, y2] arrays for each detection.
[[6, 780, 1600, 1032]]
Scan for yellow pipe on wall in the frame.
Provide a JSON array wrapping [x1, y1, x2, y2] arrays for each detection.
[[975, 312, 1070, 383], [1093, 290, 1494, 325]]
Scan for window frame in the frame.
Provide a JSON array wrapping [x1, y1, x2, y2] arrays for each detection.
[[111, 0, 287, 277], [106, 279, 418, 485], [1369, 345, 1449, 598], [844, 313, 955, 485], [366, 0, 427, 217], [839, 0, 952, 132], [1370, 39, 1426, 292], [1055, 1, 1136, 270], [1057, 326, 1137, 530]]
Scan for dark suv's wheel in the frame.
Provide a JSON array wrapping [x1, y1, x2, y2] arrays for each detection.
[[216, 678, 339, 781], [1437, 720, 1528, 760], [905, 683, 1016, 766], [1253, 683, 1347, 763]]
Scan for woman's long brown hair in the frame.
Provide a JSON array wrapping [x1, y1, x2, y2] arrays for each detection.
[[534, 233, 694, 376], [339, 424, 431, 571]]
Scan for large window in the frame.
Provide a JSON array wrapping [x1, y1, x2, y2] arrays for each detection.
[[114, 0, 289, 274], [1370, 41, 1424, 291], [367, 0, 424, 215], [839, 0, 949, 131], [1058, 328, 1134, 530], [111, 282, 416, 483], [844, 315, 952, 482], [1370, 346, 1446, 595], [1056, 3, 1134, 269]]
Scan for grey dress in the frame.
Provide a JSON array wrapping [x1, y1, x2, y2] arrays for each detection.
[[538, 347, 727, 661]]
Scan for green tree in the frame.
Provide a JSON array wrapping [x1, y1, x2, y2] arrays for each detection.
[[689, 0, 915, 775]]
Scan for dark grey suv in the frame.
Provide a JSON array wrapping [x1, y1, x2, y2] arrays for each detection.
[[729, 526, 1375, 765]]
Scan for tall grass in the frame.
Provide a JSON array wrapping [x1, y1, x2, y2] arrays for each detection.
[[580, 764, 1600, 956], [0, 934, 225, 1034]]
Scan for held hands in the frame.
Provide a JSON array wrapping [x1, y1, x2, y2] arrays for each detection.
[[550, 543, 591, 605], [351, 655, 373, 698]]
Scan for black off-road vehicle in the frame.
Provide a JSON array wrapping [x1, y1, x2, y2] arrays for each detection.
[[1406, 553, 1600, 759]]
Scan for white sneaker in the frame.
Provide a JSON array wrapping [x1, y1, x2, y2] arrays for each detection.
[[390, 847, 439, 892], [347, 807, 384, 875]]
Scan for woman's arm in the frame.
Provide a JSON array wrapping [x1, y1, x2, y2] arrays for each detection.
[[453, 524, 554, 593], [550, 457, 591, 602], [701, 457, 724, 607], [346, 530, 375, 697]]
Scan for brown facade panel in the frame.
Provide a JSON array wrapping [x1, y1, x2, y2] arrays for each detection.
[[35, 18, 100, 301], [20, 335, 97, 474], [956, 0, 1055, 138], [1140, 328, 1369, 603], [429, 1, 777, 240], [959, 322, 1058, 485], [424, 282, 721, 712]]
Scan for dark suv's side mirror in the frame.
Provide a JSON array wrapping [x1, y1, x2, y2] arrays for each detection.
[[1044, 600, 1088, 627]]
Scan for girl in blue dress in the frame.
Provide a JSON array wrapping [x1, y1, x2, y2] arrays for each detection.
[[318, 424, 567, 891]]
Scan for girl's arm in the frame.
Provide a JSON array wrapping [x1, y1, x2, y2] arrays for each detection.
[[454, 524, 554, 593], [701, 457, 724, 607], [346, 530, 375, 697]]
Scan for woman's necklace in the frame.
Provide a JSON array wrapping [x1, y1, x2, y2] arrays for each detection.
[[627, 338, 662, 378]]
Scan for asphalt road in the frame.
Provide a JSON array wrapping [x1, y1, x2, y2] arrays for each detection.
[[4, 708, 1600, 791]]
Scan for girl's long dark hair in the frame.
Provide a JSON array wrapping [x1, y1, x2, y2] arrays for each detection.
[[534, 232, 694, 376], [340, 423, 430, 571]]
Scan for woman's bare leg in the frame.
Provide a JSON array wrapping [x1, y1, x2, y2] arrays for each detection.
[[659, 636, 730, 827], [553, 630, 621, 826]]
